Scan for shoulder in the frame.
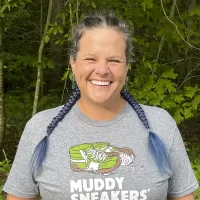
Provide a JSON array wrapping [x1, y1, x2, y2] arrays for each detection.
[[139, 104, 177, 147], [26, 106, 63, 128], [20, 106, 63, 143], [140, 104, 176, 126]]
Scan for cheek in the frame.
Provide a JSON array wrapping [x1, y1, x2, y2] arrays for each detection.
[[111, 67, 128, 82], [75, 64, 94, 79]]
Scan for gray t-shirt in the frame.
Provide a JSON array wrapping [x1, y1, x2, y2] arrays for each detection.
[[3, 102, 199, 200]]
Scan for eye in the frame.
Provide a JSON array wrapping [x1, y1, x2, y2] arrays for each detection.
[[109, 60, 121, 63], [85, 58, 96, 61]]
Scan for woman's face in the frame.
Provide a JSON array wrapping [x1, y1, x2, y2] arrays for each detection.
[[70, 27, 128, 106]]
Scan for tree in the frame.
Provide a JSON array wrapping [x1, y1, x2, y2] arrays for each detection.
[[32, 0, 54, 116], [0, 16, 4, 147], [0, 0, 32, 148]]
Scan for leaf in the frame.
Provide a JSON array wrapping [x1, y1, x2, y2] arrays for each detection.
[[64, 34, 69, 39], [58, 26, 64, 34], [141, 0, 153, 11], [144, 78, 154, 90], [53, 27, 58, 35], [149, 99, 160, 106], [144, 61, 152, 70], [184, 86, 198, 98], [46, 60, 54, 69], [54, 39, 60, 45], [44, 35, 50, 43], [152, 63, 158, 72], [62, 69, 72, 80], [91, 1, 96, 9], [137, 90, 146, 100], [62, 13, 66, 23], [173, 108, 184, 124], [182, 102, 191, 107], [155, 79, 165, 95], [157, 94, 166, 101], [156, 27, 165, 37], [192, 95, 200, 110], [0, 184, 4, 194], [47, 27, 54, 35], [161, 99, 176, 109], [189, 6, 200, 16], [184, 108, 193, 119], [148, 91, 158, 99], [162, 79, 176, 93], [173, 94, 184, 103], [161, 68, 178, 79]]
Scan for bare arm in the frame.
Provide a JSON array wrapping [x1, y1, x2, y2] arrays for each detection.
[[168, 193, 194, 200], [6, 194, 39, 200]]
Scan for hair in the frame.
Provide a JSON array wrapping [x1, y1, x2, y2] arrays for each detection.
[[31, 87, 81, 172], [31, 12, 169, 174], [70, 11, 133, 64], [121, 90, 169, 173]]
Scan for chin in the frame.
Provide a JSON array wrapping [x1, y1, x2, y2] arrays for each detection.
[[90, 94, 115, 105], [91, 98, 110, 105]]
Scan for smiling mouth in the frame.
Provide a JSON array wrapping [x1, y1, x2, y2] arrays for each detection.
[[90, 80, 112, 86]]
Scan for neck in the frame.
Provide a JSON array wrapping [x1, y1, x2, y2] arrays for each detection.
[[78, 98, 126, 121]]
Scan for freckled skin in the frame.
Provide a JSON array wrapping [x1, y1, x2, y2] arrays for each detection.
[[70, 28, 128, 111]]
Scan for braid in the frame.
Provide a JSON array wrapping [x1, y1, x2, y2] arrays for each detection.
[[121, 90, 169, 173], [31, 87, 80, 172]]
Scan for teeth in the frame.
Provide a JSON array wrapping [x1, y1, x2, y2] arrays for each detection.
[[91, 80, 110, 86]]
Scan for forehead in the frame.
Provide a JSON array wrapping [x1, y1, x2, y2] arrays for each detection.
[[78, 27, 126, 55]]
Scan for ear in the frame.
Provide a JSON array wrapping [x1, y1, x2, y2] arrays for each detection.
[[70, 56, 76, 73]]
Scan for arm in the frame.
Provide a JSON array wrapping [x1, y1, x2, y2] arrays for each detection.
[[3, 118, 41, 197], [6, 194, 39, 200], [168, 193, 194, 200], [167, 126, 199, 198]]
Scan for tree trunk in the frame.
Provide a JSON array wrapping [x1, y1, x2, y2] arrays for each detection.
[[0, 18, 5, 147], [32, 0, 54, 116], [156, 0, 177, 63], [50, 0, 65, 73], [185, 0, 196, 84], [40, 0, 44, 110]]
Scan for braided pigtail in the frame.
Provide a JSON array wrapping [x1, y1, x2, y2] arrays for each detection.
[[121, 90, 169, 173], [31, 87, 80, 172]]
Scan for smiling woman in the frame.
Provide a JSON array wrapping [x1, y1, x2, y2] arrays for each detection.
[[3, 11, 199, 200], [70, 27, 128, 116]]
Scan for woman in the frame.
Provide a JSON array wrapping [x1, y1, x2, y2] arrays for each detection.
[[3, 12, 199, 200]]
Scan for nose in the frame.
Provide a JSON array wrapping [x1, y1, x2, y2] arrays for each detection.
[[95, 61, 109, 75]]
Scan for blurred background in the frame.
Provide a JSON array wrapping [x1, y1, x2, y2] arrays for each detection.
[[0, 0, 199, 198]]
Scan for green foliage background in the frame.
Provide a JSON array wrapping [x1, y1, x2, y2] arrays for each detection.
[[0, 0, 200, 199]]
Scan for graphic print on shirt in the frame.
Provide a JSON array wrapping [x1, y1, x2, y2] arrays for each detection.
[[69, 142, 135, 175]]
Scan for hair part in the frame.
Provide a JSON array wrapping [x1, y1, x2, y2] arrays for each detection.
[[70, 11, 133, 64]]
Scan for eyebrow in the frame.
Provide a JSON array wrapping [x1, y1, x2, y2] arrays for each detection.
[[108, 56, 124, 60], [83, 55, 124, 59], [82, 54, 96, 57], [81, 54, 125, 62]]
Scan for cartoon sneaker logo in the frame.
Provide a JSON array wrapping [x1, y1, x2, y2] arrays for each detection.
[[69, 142, 135, 175]]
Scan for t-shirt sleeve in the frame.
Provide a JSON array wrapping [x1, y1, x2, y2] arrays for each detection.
[[3, 119, 40, 198], [167, 126, 199, 198]]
